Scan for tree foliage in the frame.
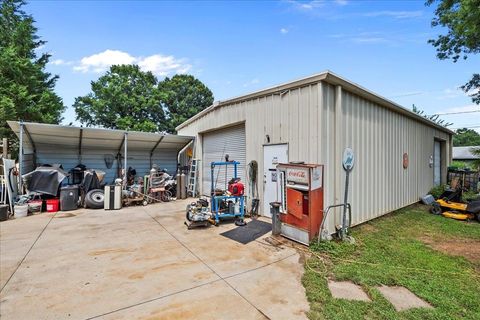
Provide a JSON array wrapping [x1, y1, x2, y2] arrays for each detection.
[[471, 146, 480, 169], [412, 104, 452, 127], [0, 0, 64, 146], [74, 69, 214, 133], [453, 127, 480, 146], [74, 65, 166, 132], [427, 0, 480, 104], [158, 74, 214, 133]]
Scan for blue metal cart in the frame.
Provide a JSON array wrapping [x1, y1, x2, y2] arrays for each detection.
[[210, 161, 245, 225]]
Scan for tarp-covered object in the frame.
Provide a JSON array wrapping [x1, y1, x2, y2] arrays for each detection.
[[23, 166, 68, 196]]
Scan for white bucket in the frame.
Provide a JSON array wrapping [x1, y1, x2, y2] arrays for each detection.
[[14, 205, 28, 218]]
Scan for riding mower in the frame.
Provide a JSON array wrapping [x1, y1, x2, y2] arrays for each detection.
[[430, 172, 480, 222]]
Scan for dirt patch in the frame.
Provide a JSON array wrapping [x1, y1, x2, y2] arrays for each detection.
[[357, 223, 376, 233], [421, 236, 480, 264]]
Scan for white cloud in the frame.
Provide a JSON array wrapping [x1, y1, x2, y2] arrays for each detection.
[[351, 37, 388, 44], [334, 0, 348, 5], [285, 0, 325, 11], [73, 50, 136, 73], [50, 59, 73, 66], [137, 54, 191, 76], [436, 86, 465, 100], [466, 87, 479, 97], [364, 11, 423, 19], [280, 28, 289, 34], [436, 104, 480, 114], [51, 59, 65, 65], [243, 78, 260, 87], [73, 49, 191, 76]]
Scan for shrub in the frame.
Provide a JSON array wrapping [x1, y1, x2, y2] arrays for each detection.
[[429, 184, 447, 199]]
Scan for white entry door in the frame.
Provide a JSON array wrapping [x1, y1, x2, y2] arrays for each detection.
[[263, 144, 288, 217], [433, 141, 441, 186]]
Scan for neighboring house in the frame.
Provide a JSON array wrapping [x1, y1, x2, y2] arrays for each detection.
[[452, 146, 480, 161], [177, 70, 454, 234], [452, 146, 480, 167]]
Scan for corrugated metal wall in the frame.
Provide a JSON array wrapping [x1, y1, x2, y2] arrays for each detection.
[[35, 143, 178, 184], [178, 80, 451, 233]]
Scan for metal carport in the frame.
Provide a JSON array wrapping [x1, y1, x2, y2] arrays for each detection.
[[7, 121, 194, 190]]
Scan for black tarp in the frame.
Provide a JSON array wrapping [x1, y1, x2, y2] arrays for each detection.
[[22, 166, 68, 196]]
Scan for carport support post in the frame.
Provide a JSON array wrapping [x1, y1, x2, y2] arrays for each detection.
[[18, 121, 24, 193], [124, 132, 128, 190]]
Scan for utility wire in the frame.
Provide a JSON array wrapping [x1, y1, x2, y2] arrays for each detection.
[[451, 125, 480, 130], [430, 110, 480, 116]]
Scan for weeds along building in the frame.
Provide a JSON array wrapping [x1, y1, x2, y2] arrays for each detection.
[[177, 71, 453, 233]]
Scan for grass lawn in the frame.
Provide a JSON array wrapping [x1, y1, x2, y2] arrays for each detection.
[[303, 204, 480, 320]]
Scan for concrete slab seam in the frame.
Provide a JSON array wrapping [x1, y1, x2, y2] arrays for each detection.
[[0, 212, 57, 293], [143, 209, 272, 320], [84, 278, 223, 320], [223, 252, 297, 281]]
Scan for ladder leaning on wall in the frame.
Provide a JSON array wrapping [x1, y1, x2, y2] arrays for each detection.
[[187, 159, 199, 198]]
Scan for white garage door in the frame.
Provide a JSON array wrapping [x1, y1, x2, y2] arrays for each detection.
[[202, 124, 246, 196]]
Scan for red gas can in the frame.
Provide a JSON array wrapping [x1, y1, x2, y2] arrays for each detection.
[[228, 180, 244, 196]]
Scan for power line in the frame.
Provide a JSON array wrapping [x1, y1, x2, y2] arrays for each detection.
[[451, 125, 480, 130], [431, 110, 480, 116]]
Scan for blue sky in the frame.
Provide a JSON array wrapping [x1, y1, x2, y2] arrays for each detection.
[[26, 0, 479, 130]]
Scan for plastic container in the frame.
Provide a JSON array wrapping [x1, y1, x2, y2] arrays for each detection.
[[46, 199, 60, 212], [0, 205, 9, 221], [14, 204, 28, 218], [60, 185, 79, 211]]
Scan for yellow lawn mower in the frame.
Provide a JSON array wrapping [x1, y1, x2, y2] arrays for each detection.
[[430, 189, 480, 222]]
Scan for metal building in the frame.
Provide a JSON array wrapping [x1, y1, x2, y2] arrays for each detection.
[[176, 71, 453, 233]]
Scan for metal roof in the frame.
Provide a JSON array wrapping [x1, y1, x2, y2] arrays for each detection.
[[176, 70, 454, 135], [452, 146, 480, 160], [7, 121, 194, 152]]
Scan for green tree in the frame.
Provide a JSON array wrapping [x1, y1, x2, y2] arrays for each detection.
[[453, 128, 480, 146], [74, 64, 167, 132], [158, 74, 214, 133], [0, 0, 64, 149], [427, 0, 480, 104], [471, 147, 480, 169], [412, 104, 452, 127]]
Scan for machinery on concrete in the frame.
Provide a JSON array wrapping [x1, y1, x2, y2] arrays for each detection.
[[184, 159, 246, 229], [185, 198, 212, 229], [210, 160, 246, 226]]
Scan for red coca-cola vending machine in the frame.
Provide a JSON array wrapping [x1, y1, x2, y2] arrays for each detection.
[[276, 163, 324, 245]]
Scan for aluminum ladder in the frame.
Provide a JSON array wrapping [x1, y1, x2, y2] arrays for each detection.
[[187, 159, 199, 197]]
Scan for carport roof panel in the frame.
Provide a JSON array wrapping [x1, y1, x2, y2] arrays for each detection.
[[7, 121, 194, 152]]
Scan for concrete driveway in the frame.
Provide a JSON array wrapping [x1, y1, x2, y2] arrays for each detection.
[[0, 200, 309, 319]]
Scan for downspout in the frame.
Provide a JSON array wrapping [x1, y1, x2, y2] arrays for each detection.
[[177, 138, 195, 169], [19, 121, 24, 193], [78, 129, 83, 164], [23, 125, 37, 168], [334, 85, 343, 226], [123, 132, 128, 190]]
